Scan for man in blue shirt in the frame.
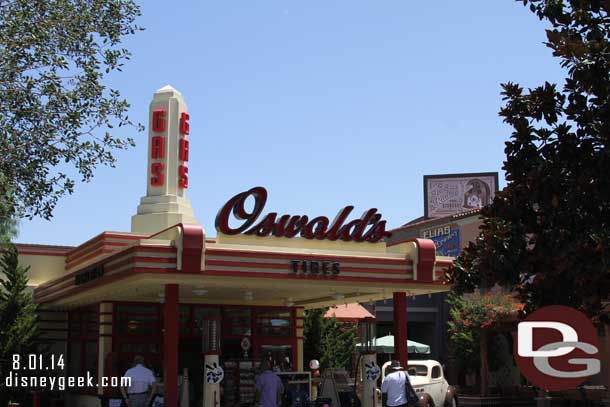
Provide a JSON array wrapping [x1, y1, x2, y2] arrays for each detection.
[[381, 360, 410, 407], [255, 359, 284, 407]]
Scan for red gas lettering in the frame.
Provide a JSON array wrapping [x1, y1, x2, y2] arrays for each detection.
[[152, 109, 166, 132], [151, 136, 165, 159], [179, 139, 189, 162], [180, 112, 190, 135], [151, 163, 164, 186], [179, 165, 188, 189]]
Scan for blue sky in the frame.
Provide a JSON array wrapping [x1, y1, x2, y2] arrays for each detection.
[[17, 1, 566, 246]]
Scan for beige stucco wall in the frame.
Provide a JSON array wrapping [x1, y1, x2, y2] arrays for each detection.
[[17, 253, 67, 287]]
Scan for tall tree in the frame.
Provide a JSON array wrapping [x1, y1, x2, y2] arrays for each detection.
[[448, 0, 610, 318], [303, 309, 357, 370], [0, 0, 143, 221], [303, 308, 325, 370], [319, 316, 357, 370], [0, 245, 38, 405]]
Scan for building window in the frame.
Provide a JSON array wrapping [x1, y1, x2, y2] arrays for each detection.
[[114, 304, 162, 376], [431, 366, 442, 379], [224, 308, 252, 337], [255, 310, 292, 336], [116, 304, 160, 336], [68, 306, 99, 384]]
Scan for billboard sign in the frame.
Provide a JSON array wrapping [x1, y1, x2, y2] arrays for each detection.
[[421, 224, 461, 257], [424, 172, 499, 218]]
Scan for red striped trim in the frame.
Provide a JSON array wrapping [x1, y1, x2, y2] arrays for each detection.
[[37, 265, 180, 303], [205, 259, 409, 275], [35, 247, 177, 297], [36, 267, 135, 303], [66, 247, 116, 270], [133, 266, 179, 273], [386, 237, 418, 247], [68, 240, 131, 261], [105, 256, 176, 274], [18, 250, 67, 257], [203, 269, 419, 284], [13, 243, 73, 257], [66, 232, 144, 258], [436, 261, 454, 267], [206, 248, 412, 266]]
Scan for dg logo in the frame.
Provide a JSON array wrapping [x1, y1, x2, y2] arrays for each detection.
[[514, 305, 601, 391]]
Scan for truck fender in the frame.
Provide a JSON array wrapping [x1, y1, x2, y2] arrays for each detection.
[[444, 385, 458, 407], [415, 392, 434, 407]]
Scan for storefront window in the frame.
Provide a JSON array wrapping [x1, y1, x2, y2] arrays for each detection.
[[224, 308, 251, 337], [119, 343, 159, 353], [68, 306, 98, 385], [179, 305, 190, 335], [68, 342, 82, 377], [259, 344, 293, 370], [114, 303, 162, 375], [255, 310, 292, 336], [116, 304, 160, 336]]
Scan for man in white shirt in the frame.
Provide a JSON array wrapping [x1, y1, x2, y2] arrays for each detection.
[[380, 360, 409, 407], [120, 355, 157, 407]]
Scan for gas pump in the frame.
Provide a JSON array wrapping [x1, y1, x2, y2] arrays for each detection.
[[358, 317, 380, 407], [201, 319, 222, 407]]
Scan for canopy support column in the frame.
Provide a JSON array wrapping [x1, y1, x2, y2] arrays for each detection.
[[393, 292, 408, 367], [164, 284, 179, 407]]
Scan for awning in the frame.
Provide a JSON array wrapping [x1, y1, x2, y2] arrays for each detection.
[[356, 334, 431, 354], [324, 304, 375, 320]]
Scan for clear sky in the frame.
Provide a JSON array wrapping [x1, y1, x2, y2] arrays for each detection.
[[17, 1, 566, 246]]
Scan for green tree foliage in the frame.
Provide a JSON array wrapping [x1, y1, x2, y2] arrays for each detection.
[[448, 0, 610, 318], [303, 308, 325, 370], [303, 309, 357, 370], [320, 316, 357, 370], [0, 172, 18, 244], [0, 0, 144, 221], [447, 292, 522, 375], [0, 245, 38, 405]]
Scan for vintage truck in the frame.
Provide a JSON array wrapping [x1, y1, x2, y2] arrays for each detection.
[[380, 360, 458, 407]]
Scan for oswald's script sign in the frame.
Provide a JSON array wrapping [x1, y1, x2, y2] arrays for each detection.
[[215, 187, 391, 243]]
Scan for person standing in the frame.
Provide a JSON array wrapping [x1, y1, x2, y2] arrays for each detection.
[[381, 360, 410, 407], [120, 355, 158, 407], [255, 359, 284, 407]]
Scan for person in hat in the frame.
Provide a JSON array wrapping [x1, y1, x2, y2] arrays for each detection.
[[381, 360, 411, 407]]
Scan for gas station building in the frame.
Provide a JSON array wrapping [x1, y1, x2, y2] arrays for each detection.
[[16, 86, 452, 407]]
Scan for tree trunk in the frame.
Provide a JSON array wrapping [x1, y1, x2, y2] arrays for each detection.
[[480, 331, 489, 396]]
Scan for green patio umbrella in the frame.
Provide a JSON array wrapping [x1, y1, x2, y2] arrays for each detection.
[[356, 334, 431, 354]]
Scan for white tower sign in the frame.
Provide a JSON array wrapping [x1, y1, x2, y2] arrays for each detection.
[[131, 85, 198, 234]]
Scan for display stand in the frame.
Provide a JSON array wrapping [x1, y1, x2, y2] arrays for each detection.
[[277, 372, 312, 407], [222, 359, 260, 406]]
